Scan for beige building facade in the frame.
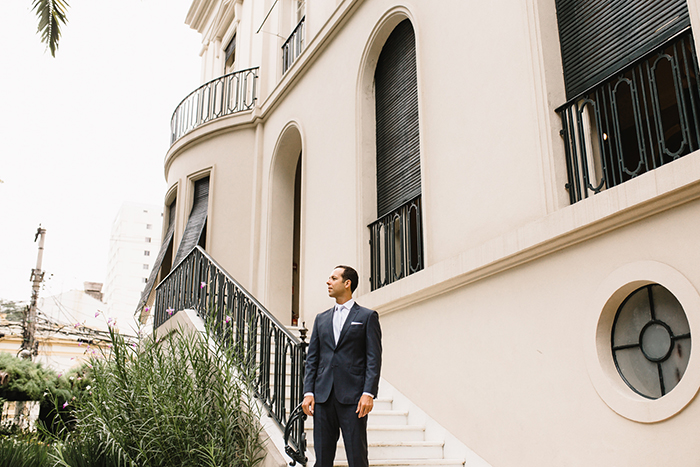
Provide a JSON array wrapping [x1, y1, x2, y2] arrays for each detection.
[[145, 0, 700, 465]]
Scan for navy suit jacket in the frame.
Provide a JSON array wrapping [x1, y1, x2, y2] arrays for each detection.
[[303, 303, 382, 405]]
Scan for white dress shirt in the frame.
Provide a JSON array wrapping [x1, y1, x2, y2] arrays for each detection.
[[333, 299, 354, 343]]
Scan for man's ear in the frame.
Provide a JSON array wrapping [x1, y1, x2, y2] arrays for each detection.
[[344, 279, 352, 290]]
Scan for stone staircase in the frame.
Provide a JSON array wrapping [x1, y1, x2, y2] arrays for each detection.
[[267, 327, 490, 467], [151, 249, 488, 467], [156, 312, 489, 467], [302, 386, 470, 467]]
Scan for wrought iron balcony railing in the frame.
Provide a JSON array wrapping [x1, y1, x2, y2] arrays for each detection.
[[368, 195, 424, 291], [557, 29, 700, 204], [154, 246, 307, 466], [170, 67, 259, 144], [282, 17, 305, 74]]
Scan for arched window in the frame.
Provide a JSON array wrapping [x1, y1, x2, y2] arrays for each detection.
[[369, 19, 423, 291]]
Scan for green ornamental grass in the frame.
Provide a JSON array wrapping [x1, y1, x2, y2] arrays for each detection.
[[0, 320, 264, 467], [49, 324, 266, 467], [0, 434, 51, 467]]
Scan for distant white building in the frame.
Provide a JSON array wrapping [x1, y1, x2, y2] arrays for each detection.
[[103, 203, 162, 330]]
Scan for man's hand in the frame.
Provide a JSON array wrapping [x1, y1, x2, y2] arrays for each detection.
[[356, 394, 374, 418], [302, 395, 315, 416]]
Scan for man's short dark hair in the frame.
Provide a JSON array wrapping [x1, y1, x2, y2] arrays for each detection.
[[335, 265, 359, 293]]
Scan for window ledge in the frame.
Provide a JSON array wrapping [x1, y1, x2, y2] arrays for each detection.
[[359, 149, 700, 315]]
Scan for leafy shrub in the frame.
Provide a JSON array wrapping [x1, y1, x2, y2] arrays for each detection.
[[0, 351, 91, 435], [0, 352, 57, 402], [40, 364, 94, 436]]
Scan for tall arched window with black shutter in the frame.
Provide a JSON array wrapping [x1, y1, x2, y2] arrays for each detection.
[[369, 19, 423, 291], [173, 176, 209, 266]]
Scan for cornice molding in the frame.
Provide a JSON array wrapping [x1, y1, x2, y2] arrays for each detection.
[[186, 0, 218, 34]]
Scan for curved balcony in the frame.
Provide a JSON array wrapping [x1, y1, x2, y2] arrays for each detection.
[[170, 67, 259, 144]]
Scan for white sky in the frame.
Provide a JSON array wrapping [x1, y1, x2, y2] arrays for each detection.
[[0, 1, 202, 302]]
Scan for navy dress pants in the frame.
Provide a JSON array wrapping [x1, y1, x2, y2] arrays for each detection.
[[313, 388, 369, 467]]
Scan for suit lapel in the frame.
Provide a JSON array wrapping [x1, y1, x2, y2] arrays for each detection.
[[336, 303, 359, 347], [321, 307, 337, 349]]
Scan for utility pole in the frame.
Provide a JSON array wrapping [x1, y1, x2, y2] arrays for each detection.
[[20, 226, 46, 360]]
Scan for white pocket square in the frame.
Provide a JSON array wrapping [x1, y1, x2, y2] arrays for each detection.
[[351, 321, 363, 325]]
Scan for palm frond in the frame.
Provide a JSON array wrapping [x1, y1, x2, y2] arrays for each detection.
[[31, 0, 70, 57]]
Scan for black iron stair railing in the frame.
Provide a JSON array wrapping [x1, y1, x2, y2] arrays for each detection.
[[154, 246, 307, 466], [170, 67, 259, 144]]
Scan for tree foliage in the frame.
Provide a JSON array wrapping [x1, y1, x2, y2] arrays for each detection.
[[0, 299, 27, 322], [0, 352, 90, 436], [31, 0, 70, 57], [0, 352, 56, 401]]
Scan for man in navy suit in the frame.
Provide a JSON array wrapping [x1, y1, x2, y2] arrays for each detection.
[[302, 265, 382, 467]]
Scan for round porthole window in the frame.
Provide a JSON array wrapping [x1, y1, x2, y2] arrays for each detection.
[[612, 284, 692, 399]]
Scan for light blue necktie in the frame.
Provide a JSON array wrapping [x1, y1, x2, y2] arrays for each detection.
[[333, 305, 344, 344]]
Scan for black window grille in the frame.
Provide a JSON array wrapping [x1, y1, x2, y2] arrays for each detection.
[[369, 195, 423, 291], [557, 30, 700, 203], [282, 17, 305, 74]]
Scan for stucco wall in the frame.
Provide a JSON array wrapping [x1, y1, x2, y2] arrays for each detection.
[[162, 0, 700, 464], [247, 0, 569, 323], [376, 197, 700, 466], [166, 125, 258, 292]]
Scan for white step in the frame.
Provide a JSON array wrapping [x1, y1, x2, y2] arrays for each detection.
[[366, 425, 426, 443], [368, 410, 408, 426], [304, 425, 425, 443], [305, 425, 426, 443], [332, 460, 465, 467], [309, 441, 444, 461], [302, 398, 393, 422], [304, 408, 406, 429], [372, 398, 393, 411], [367, 425, 426, 443]]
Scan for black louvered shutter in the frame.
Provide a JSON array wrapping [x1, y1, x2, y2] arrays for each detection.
[[172, 177, 209, 267], [556, 0, 691, 100], [375, 19, 421, 218], [137, 199, 177, 312], [225, 34, 236, 67]]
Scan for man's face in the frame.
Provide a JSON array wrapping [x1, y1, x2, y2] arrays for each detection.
[[327, 268, 349, 299]]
